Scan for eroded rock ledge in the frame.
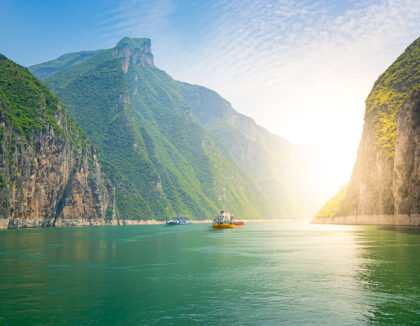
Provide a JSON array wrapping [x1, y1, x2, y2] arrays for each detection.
[[311, 215, 420, 226], [0, 218, 166, 230]]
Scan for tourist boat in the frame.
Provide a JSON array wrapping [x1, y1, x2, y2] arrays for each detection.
[[212, 211, 245, 228], [166, 215, 192, 225]]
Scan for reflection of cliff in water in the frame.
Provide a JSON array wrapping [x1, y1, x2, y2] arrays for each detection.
[[354, 226, 420, 324]]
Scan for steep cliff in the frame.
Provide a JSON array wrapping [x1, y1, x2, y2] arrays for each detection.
[[314, 37, 420, 226], [30, 37, 324, 219], [0, 54, 115, 229]]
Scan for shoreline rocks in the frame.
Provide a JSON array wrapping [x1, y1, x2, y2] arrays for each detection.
[[311, 214, 420, 227]]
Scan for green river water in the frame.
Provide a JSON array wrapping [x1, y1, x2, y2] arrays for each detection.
[[0, 222, 419, 325]]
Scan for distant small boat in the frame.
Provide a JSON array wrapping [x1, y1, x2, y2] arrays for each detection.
[[166, 215, 192, 225], [212, 211, 244, 228]]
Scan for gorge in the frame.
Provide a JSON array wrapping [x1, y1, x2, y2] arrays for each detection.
[[2, 36, 419, 229]]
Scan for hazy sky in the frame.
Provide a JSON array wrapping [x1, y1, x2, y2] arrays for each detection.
[[1, 0, 419, 194]]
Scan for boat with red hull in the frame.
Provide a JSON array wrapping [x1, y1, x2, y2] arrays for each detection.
[[212, 211, 245, 228]]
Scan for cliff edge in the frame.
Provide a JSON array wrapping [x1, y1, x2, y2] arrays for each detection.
[[313, 37, 420, 226], [0, 54, 115, 229]]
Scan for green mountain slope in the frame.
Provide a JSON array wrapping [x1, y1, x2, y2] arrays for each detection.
[[31, 38, 271, 219], [30, 37, 322, 219], [180, 83, 325, 217], [367, 37, 420, 160]]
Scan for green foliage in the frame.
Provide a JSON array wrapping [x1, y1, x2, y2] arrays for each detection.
[[125, 63, 269, 219], [366, 37, 420, 159], [30, 50, 99, 79], [105, 206, 113, 220], [114, 37, 150, 51], [0, 54, 92, 160], [0, 174, 6, 190], [315, 185, 348, 218], [0, 53, 110, 220], [180, 82, 305, 218], [413, 97, 420, 127], [2, 199, 10, 208], [0, 54, 63, 140], [42, 55, 163, 218], [35, 41, 270, 219], [114, 190, 151, 219]]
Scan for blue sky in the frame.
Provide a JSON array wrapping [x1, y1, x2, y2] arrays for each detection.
[[1, 0, 419, 192], [0, 1, 367, 66]]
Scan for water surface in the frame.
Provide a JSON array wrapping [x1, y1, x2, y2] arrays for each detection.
[[0, 222, 419, 325]]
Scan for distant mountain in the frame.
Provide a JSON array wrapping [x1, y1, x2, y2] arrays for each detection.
[[314, 37, 420, 226], [31, 37, 323, 220], [0, 54, 115, 229]]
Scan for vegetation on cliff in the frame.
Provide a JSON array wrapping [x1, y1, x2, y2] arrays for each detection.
[[114, 37, 150, 52], [0, 54, 62, 139], [30, 37, 318, 220], [316, 37, 420, 219], [315, 185, 348, 218], [367, 37, 420, 160], [0, 54, 114, 226], [0, 54, 91, 152]]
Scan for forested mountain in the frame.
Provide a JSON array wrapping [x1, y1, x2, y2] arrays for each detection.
[[31, 37, 323, 219]]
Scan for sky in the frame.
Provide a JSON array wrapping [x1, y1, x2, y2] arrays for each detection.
[[1, 0, 419, 196]]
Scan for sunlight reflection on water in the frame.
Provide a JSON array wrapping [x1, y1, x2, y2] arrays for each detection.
[[0, 222, 419, 325]]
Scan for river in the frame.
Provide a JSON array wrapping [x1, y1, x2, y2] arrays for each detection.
[[0, 222, 419, 325]]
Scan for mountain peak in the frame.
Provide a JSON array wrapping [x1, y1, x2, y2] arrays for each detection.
[[112, 37, 154, 72], [115, 37, 151, 50]]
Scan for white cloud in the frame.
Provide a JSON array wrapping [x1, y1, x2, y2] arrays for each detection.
[[99, 0, 178, 48], [101, 0, 420, 194]]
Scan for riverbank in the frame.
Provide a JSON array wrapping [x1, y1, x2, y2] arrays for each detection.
[[0, 218, 285, 230], [311, 215, 420, 226]]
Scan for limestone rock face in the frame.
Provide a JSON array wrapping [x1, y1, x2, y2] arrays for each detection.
[[314, 37, 420, 225], [314, 92, 420, 225], [393, 93, 420, 215], [0, 109, 115, 229], [0, 55, 115, 229], [341, 110, 395, 216], [112, 37, 154, 73]]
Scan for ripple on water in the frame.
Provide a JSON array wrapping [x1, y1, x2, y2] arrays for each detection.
[[0, 223, 419, 325]]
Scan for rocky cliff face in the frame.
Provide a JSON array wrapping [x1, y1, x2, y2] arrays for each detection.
[[112, 37, 154, 73], [314, 37, 420, 226], [0, 54, 115, 229], [393, 92, 420, 215]]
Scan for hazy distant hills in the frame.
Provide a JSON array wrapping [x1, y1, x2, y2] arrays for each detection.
[[31, 37, 323, 220], [314, 37, 420, 226], [0, 54, 114, 229]]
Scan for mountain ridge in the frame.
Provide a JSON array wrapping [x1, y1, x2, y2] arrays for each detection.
[[30, 37, 325, 220]]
